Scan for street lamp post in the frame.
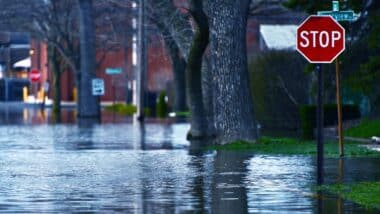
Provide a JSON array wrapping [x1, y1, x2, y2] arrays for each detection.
[[135, 0, 147, 122]]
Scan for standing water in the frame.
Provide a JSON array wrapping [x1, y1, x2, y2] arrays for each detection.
[[0, 104, 379, 213]]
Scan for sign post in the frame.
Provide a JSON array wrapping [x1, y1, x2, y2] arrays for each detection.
[[317, 2, 357, 157], [316, 64, 324, 185], [336, 58, 344, 157], [297, 15, 345, 185]]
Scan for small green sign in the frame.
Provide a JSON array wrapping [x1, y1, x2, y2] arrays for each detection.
[[332, 1, 339, 12], [106, 68, 122, 75], [317, 10, 357, 21]]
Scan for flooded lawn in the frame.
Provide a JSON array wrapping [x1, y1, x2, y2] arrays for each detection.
[[0, 104, 379, 213]]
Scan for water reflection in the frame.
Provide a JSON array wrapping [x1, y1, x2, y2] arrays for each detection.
[[77, 117, 99, 128], [317, 157, 380, 213], [1, 104, 380, 212]]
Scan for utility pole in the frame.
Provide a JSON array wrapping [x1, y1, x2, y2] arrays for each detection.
[[135, 0, 147, 122]]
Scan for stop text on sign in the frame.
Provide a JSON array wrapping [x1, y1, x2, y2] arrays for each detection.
[[299, 30, 342, 48], [296, 15, 345, 63]]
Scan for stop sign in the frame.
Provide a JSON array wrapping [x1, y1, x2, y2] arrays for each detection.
[[297, 15, 345, 63], [30, 69, 41, 82]]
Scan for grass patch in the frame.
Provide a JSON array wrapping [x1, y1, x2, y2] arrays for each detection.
[[345, 119, 380, 138], [104, 103, 137, 116], [207, 137, 380, 157], [175, 111, 190, 117], [319, 182, 380, 209]]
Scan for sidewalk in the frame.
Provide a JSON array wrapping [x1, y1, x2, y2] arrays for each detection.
[[322, 121, 380, 152], [0, 101, 120, 108]]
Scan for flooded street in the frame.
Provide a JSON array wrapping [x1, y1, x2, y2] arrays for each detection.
[[0, 104, 379, 213]]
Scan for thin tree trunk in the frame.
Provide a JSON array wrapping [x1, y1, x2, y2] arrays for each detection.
[[52, 66, 61, 114], [48, 45, 61, 115], [186, 0, 209, 139], [172, 51, 187, 112], [160, 27, 187, 112], [209, 0, 258, 144], [78, 0, 100, 119]]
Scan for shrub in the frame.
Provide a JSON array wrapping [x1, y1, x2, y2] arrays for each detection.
[[104, 103, 137, 116], [249, 51, 308, 130], [156, 91, 168, 118], [144, 107, 151, 117]]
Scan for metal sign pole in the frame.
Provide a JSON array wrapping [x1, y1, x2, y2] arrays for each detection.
[[317, 64, 324, 185], [112, 76, 116, 120]]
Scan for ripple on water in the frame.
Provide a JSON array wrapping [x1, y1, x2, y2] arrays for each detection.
[[0, 121, 379, 213]]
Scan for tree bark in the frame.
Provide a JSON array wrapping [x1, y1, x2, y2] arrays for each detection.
[[201, 56, 215, 136], [208, 0, 258, 144], [78, 0, 100, 119], [186, 0, 209, 139]]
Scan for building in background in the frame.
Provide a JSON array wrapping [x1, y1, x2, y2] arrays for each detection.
[[0, 32, 31, 101]]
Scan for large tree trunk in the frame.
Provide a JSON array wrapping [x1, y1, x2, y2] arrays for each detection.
[[208, 0, 258, 144], [186, 0, 209, 139], [77, 0, 100, 119]]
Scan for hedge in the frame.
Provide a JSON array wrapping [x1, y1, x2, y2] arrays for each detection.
[[300, 104, 361, 139]]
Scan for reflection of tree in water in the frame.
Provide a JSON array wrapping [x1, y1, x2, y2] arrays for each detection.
[[135, 122, 175, 150], [161, 124, 174, 149], [187, 145, 208, 213], [139, 151, 176, 213], [74, 118, 98, 150], [52, 110, 62, 123], [211, 151, 252, 214], [188, 141, 252, 213], [51, 118, 97, 150]]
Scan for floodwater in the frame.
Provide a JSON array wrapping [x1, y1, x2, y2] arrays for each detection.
[[0, 103, 379, 213]]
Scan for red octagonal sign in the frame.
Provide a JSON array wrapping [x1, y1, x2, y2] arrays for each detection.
[[297, 15, 345, 63], [30, 69, 41, 83]]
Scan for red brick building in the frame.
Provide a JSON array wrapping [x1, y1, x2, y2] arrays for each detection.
[[31, 35, 172, 103], [30, 6, 304, 103]]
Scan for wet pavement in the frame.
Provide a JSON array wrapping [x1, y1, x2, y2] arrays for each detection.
[[0, 103, 379, 213]]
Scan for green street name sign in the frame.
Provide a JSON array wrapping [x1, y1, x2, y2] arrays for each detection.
[[317, 10, 358, 21], [318, 1, 359, 22], [106, 68, 122, 75]]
